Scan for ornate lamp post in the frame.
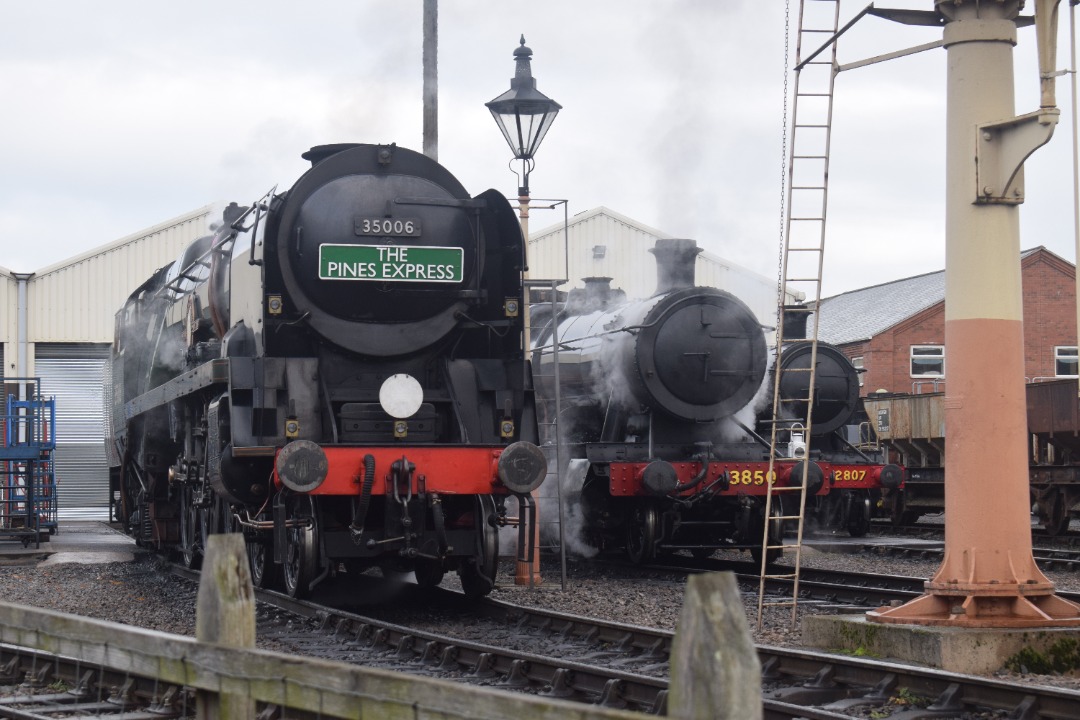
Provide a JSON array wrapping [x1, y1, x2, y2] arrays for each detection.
[[487, 36, 561, 587], [486, 35, 562, 241]]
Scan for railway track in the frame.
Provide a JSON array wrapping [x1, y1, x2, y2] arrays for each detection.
[[164, 564, 1080, 718], [2, 559, 1077, 718], [0, 643, 193, 717], [874, 541, 1080, 571]]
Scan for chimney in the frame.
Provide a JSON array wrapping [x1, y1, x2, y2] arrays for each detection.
[[782, 305, 810, 339], [650, 239, 702, 294], [566, 277, 613, 314]]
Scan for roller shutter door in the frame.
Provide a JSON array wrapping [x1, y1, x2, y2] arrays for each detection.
[[35, 344, 111, 520]]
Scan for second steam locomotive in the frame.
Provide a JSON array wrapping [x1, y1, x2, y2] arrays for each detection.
[[108, 143, 546, 598], [533, 239, 902, 562]]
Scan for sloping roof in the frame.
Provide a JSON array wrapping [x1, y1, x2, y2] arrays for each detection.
[[530, 205, 786, 290], [812, 271, 944, 345], [530, 205, 673, 242], [810, 247, 1056, 345], [31, 205, 214, 278]]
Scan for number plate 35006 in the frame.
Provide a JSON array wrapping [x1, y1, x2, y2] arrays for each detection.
[[354, 217, 422, 237]]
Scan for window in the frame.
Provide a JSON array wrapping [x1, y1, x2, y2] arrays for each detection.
[[851, 356, 865, 387], [910, 345, 944, 378], [1055, 346, 1078, 377], [592, 245, 607, 259]]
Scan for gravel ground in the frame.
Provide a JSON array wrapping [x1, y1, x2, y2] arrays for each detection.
[[3, 533, 1080, 694]]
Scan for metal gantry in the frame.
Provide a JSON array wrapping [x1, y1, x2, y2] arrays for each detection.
[[758, 0, 841, 627]]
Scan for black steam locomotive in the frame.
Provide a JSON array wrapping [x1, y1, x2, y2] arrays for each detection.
[[108, 143, 547, 598], [532, 239, 901, 563]]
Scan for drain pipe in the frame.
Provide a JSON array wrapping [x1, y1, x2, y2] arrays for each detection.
[[12, 273, 33, 402]]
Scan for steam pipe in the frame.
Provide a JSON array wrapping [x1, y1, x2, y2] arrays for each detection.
[[671, 442, 713, 493]]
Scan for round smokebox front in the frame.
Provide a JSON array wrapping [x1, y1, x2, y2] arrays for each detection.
[[633, 288, 767, 421], [289, 174, 476, 324]]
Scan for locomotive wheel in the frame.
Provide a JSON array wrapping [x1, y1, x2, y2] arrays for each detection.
[[179, 487, 201, 569], [198, 505, 212, 558], [1040, 493, 1071, 537], [459, 496, 499, 598], [847, 493, 871, 538], [750, 501, 783, 566], [283, 515, 318, 599], [413, 559, 446, 589], [626, 503, 658, 564], [247, 536, 280, 590]]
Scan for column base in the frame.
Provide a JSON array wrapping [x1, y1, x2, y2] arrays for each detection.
[[867, 588, 1080, 628]]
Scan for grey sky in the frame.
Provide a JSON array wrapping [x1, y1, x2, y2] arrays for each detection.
[[0, 1, 1074, 297]]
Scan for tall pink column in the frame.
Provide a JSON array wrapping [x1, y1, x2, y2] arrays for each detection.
[[869, 0, 1080, 627]]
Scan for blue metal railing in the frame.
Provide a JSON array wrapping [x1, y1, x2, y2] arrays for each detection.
[[0, 378, 58, 545]]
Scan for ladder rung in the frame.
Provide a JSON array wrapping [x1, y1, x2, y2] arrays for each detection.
[[796, 91, 832, 97], [786, 277, 822, 283], [760, 601, 798, 608], [775, 515, 804, 521], [763, 573, 799, 580], [792, 154, 827, 159], [793, 124, 830, 129]]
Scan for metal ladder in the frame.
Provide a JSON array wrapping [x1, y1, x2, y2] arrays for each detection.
[[757, 0, 841, 627]]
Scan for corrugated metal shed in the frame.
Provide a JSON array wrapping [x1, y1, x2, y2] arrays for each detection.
[[528, 206, 797, 326], [28, 206, 213, 343]]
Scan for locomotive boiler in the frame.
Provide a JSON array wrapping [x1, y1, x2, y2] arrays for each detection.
[[533, 239, 900, 562], [108, 143, 547, 598]]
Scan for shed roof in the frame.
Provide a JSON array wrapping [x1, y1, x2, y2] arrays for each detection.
[[811, 247, 1053, 345]]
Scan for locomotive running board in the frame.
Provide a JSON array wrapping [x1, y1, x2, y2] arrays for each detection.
[[123, 358, 230, 419]]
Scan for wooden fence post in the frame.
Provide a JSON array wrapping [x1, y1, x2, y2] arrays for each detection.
[[196, 533, 256, 719], [669, 572, 762, 720]]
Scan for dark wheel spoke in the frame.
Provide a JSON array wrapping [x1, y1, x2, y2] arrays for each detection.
[[247, 535, 279, 590], [751, 500, 784, 566], [283, 509, 317, 599], [626, 503, 657, 564], [459, 496, 499, 598], [180, 487, 201, 569]]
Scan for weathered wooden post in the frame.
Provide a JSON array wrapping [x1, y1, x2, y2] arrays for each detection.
[[196, 533, 256, 719], [669, 572, 762, 720]]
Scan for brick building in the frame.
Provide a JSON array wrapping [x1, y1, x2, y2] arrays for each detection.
[[812, 247, 1077, 394]]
